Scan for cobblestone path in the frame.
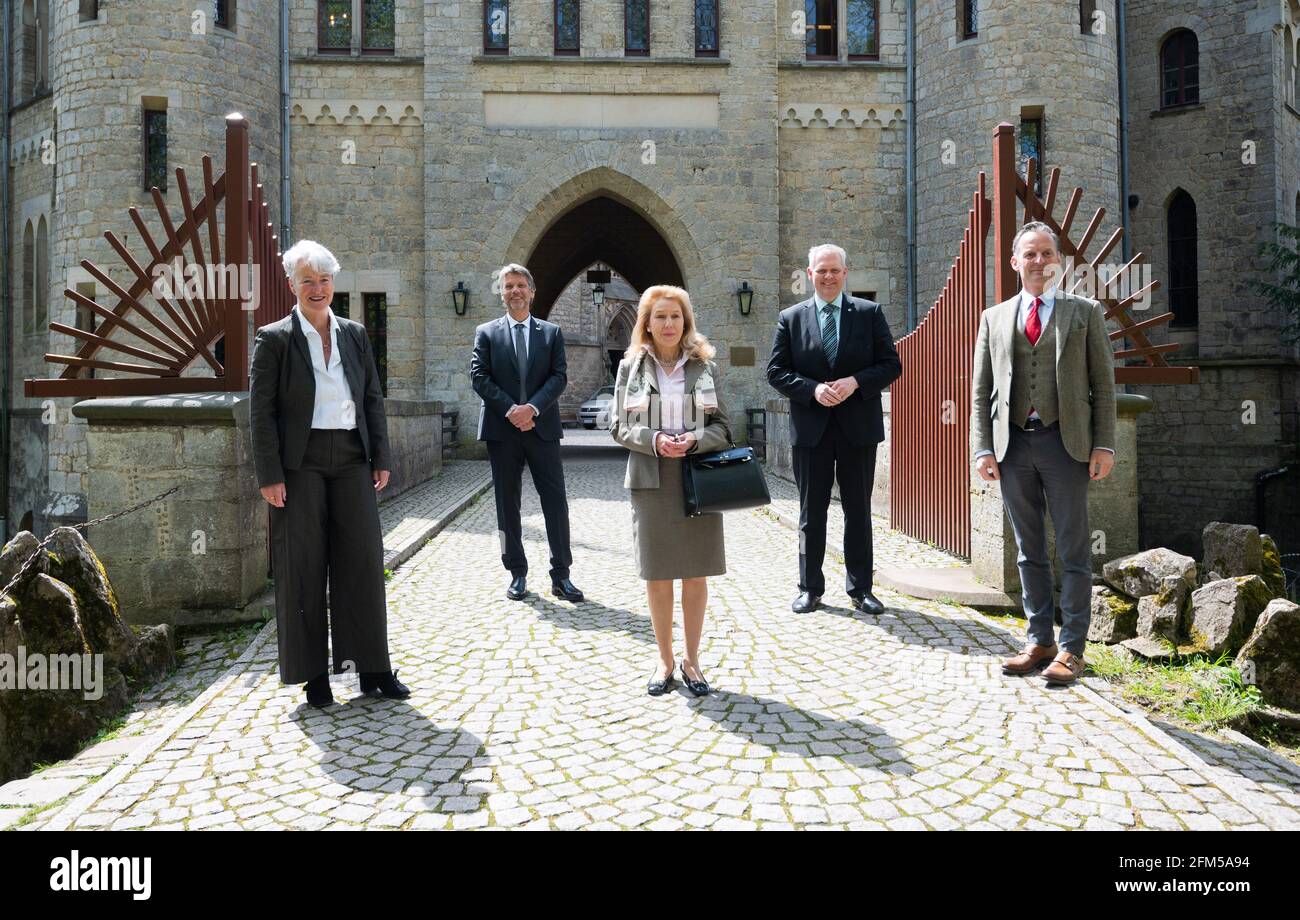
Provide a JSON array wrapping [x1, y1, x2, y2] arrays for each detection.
[[22, 440, 1300, 831]]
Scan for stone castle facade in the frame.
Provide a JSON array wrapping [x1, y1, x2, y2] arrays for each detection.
[[5, 0, 1298, 561]]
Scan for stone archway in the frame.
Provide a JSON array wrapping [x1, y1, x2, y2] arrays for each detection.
[[524, 196, 683, 319]]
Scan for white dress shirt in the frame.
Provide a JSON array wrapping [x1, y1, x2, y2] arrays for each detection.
[[295, 305, 356, 430], [647, 345, 690, 454]]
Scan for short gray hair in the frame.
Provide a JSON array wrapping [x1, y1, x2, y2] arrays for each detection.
[[1012, 221, 1060, 257], [282, 239, 340, 279], [807, 243, 848, 269], [496, 262, 535, 291]]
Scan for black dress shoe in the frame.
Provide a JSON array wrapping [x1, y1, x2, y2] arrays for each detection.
[[360, 669, 412, 700], [646, 668, 677, 696], [304, 673, 334, 708], [551, 578, 584, 602], [791, 591, 822, 613], [679, 663, 711, 697], [506, 576, 528, 600], [852, 591, 886, 616]]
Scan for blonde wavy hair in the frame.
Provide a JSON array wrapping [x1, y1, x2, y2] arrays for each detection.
[[625, 284, 716, 363]]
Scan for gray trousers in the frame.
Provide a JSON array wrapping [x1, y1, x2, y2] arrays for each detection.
[[269, 428, 391, 684], [999, 423, 1092, 655]]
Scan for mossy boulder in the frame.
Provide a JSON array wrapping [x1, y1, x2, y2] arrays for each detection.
[[1235, 599, 1300, 711], [0, 530, 176, 785], [1088, 585, 1138, 643], [1202, 522, 1262, 581], [1261, 534, 1287, 599], [1137, 575, 1191, 642], [1102, 547, 1196, 599], [1188, 575, 1274, 657]]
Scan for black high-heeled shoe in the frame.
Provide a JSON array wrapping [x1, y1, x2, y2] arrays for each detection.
[[679, 661, 710, 697], [646, 665, 677, 696], [304, 672, 334, 708]]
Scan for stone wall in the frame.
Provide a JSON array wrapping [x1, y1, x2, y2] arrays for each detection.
[[383, 399, 443, 499], [73, 394, 267, 628], [914, 0, 1120, 316]]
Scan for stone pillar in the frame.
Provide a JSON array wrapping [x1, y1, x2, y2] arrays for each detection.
[[383, 399, 444, 500], [72, 394, 267, 628], [971, 393, 1154, 594]]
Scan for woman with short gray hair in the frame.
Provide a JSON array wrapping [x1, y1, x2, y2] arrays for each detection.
[[249, 239, 410, 708]]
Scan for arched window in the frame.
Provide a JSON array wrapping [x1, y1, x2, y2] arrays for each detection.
[[625, 0, 649, 56], [36, 0, 49, 91], [36, 217, 49, 329], [1167, 190, 1198, 327], [1160, 29, 1199, 108], [1287, 33, 1296, 108], [484, 1, 509, 54], [22, 222, 34, 335], [20, 1, 36, 98], [1294, 37, 1300, 109]]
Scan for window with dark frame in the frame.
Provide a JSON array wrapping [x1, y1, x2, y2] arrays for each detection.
[[36, 217, 47, 329], [847, 0, 879, 59], [1167, 190, 1198, 327], [1161, 29, 1199, 108], [484, 0, 509, 54], [625, 0, 649, 56], [961, 0, 978, 39], [215, 0, 234, 30], [1079, 0, 1097, 34], [555, 0, 580, 56], [332, 291, 350, 319], [851, 291, 878, 303], [695, 0, 719, 56], [362, 0, 395, 54], [319, 1, 352, 53], [1018, 116, 1044, 198], [79, 0, 99, 22], [806, 0, 837, 60], [143, 106, 168, 193], [363, 293, 388, 396], [22, 222, 34, 335]]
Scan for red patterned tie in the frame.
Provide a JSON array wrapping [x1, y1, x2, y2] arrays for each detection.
[[1026, 296, 1043, 346]]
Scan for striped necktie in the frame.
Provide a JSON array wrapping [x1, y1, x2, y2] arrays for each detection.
[[821, 301, 838, 368]]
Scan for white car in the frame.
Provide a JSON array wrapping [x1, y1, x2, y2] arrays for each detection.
[[578, 385, 615, 429]]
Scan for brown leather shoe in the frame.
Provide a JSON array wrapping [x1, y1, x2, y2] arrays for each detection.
[[1042, 651, 1085, 686], [1001, 643, 1058, 676]]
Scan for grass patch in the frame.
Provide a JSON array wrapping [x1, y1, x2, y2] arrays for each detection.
[[1085, 645, 1262, 730]]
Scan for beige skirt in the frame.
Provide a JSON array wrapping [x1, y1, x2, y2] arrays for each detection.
[[630, 455, 727, 581]]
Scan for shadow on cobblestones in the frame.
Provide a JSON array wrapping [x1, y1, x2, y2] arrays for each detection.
[[293, 698, 488, 818], [1155, 722, 1300, 794], [522, 595, 653, 645], [696, 691, 915, 776]]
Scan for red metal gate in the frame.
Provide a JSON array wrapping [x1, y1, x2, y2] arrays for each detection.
[[889, 123, 1197, 558]]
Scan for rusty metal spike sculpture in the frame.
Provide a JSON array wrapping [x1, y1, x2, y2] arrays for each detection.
[[24, 114, 294, 398]]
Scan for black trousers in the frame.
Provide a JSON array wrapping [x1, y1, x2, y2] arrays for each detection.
[[269, 428, 391, 684], [792, 418, 878, 598], [486, 433, 573, 581]]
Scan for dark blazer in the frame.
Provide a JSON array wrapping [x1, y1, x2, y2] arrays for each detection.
[[249, 309, 391, 488], [470, 314, 567, 442], [767, 294, 902, 448]]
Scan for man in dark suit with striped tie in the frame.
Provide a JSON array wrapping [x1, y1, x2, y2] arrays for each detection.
[[768, 243, 902, 615], [470, 263, 583, 603]]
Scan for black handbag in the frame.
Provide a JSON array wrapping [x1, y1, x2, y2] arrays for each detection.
[[682, 445, 772, 516]]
